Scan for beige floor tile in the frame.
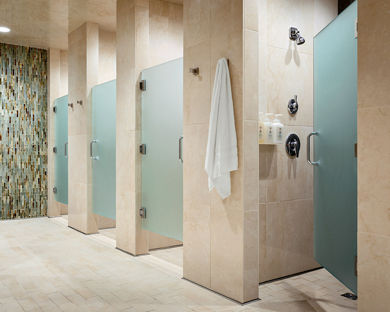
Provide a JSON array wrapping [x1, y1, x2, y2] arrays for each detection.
[[0, 218, 357, 312]]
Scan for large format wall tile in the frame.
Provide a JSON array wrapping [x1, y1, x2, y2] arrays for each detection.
[[0, 43, 48, 219], [358, 232, 390, 312], [266, 0, 314, 55], [259, 200, 318, 282], [358, 107, 390, 237], [262, 46, 314, 127], [182, 124, 211, 287]]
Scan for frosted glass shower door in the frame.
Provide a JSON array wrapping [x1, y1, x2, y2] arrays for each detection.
[[313, 1, 357, 293], [91, 80, 116, 220], [54, 95, 68, 205], [141, 58, 183, 241]]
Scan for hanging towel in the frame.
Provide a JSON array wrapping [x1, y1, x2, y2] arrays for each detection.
[[205, 58, 238, 199]]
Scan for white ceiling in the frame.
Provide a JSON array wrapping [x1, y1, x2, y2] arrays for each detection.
[[0, 0, 115, 50], [0, 0, 183, 50]]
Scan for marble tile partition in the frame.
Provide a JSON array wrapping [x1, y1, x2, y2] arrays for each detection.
[[116, 0, 150, 255], [0, 43, 48, 219], [257, 0, 337, 283], [98, 30, 116, 85], [357, 0, 390, 310], [67, 22, 99, 234], [116, 0, 183, 255], [183, 0, 259, 303], [48, 48, 68, 217]]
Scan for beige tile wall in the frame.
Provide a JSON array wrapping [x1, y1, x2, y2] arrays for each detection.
[[48, 49, 68, 217], [357, 0, 390, 310], [183, 0, 259, 303], [257, 0, 337, 283], [67, 22, 99, 234], [98, 29, 116, 84]]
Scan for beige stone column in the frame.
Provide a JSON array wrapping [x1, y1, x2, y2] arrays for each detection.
[[48, 49, 68, 217], [183, 0, 259, 303], [115, 0, 149, 255], [358, 0, 390, 310], [67, 22, 99, 234], [47, 49, 61, 217]]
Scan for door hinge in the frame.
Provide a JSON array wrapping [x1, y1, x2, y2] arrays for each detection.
[[53, 186, 57, 194], [139, 207, 147, 219], [140, 80, 146, 91], [53, 146, 57, 153], [53, 106, 56, 113], [355, 19, 358, 38], [354, 255, 358, 276], [139, 144, 147, 155]]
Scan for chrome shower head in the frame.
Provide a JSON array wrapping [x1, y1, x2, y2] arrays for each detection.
[[289, 27, 305, 45]]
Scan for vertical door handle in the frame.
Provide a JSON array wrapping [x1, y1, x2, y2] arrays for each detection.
[[90, 139, 99, 160], [179, 136, 183, 163], [307, 132, 319, 166], [64, 142, 68, 157]]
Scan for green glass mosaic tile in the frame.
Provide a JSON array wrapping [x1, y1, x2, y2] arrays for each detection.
[[0, 43, 48, 219]]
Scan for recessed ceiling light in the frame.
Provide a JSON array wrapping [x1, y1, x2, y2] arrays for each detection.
[[0, 26, 10, 33]]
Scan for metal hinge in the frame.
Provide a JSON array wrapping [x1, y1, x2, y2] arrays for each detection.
[[139, 144, 147, 155], [355, 19, 358, 38], [53, 186, 57, 194], [354, 255, 358, 276], [139, 207, 147, 219], [53, 146, 57, 153], [140, 80, 146, 91], [53, 106, 56, 113]]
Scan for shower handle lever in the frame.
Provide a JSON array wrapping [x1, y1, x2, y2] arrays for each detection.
[[90, 139, 99, 160], [179, 136, 183, 163], [307, 132, 320, 166]]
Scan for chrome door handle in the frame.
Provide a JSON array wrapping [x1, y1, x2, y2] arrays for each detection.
[[307, 132, 319, 166], [179, 136, 183, 163], [64, 142, 68, 157], [90, 139, 99, 160]]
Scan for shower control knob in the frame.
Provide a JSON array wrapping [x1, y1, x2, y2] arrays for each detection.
[[288, 95, 299, 115], [285, 134, 301, 158]]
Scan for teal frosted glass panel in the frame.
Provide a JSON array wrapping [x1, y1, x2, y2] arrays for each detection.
[[91, 80, 116, 220], [141, 58, 183, 241], [54, 95, 68, 205], [314, 1, 357, 293]]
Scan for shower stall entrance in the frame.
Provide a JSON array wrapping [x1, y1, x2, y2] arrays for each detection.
[[140, 58, 183, 242], [312, 1, 357, 293], [54, 95, 68, 206], [91, 80, 116, 220]]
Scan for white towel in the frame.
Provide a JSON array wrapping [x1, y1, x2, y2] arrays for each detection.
[[205, 58, 238, 199]]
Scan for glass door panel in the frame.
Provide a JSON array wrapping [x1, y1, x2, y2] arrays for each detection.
[[141, 58, 183, 241], [91, 80, 116, 220], [54, 95, 68, 205], [313, 1, 357, 293]]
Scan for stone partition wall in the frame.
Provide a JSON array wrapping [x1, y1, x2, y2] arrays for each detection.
[[257, 0, 337, 282], [358, 0, 390, 310], [182, 0, 259, 303], [48, 48, 68, 217], [67, 22, 99, 234], [0, 43, 48, 219]]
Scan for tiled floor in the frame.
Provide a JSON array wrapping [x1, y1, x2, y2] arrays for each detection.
[[0, 217, 357, 312]]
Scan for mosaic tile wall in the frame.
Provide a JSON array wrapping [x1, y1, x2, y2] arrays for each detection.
[[0, 43, 48, 219]]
